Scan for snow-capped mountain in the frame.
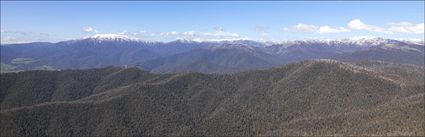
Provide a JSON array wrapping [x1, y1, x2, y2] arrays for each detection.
[[62, 33, 424, 49], [63, 33, 162, 45], [340, 36, 406, 46], [275, 36, 415, 48], [2, 36, 423, 73]]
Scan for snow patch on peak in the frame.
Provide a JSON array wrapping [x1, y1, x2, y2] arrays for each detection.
[[341, 36, 394, 46]]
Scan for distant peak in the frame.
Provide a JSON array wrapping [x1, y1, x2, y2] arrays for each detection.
[[338, 36, 385, 45]]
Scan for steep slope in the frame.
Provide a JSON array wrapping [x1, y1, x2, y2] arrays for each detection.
[[1, 60, 423, 136], [0, 67, 168, 110]]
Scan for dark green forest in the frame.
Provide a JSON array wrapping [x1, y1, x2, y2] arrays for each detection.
[[1, 60, 424, 136]]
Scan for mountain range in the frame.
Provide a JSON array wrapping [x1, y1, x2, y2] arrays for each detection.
[[2, 35, 424, 73], [1, 60, 424, 136]]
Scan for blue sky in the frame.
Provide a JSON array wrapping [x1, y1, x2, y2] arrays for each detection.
[[1, 1, 424, 43]]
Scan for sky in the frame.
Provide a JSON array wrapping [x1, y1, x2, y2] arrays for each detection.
[[1, 1, 424, 43]]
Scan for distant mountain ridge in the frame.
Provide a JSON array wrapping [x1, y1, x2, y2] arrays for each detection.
[[1, 36, 424, 73]]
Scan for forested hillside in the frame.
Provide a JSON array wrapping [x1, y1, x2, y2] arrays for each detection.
[[1, 60, 423, 136]]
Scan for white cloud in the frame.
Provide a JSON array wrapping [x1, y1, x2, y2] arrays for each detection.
[[291, 19, 423, 34], [1, 30, 54, 44], [201, 31, 240, 37], [292, 24, 350, 33], [176, 28, 246, 41], [160, 31, 179, 36], [294, 24, 318, 32], [388, 22, 424, 34], [348, 19, 391, 34], [82, 26, 97, 33], [182, 31, 195, 36], [318, 26, 350, 33], [348, 19, 424, 34], [1, 36, 28, 44], [281, 27, 290, 32]]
